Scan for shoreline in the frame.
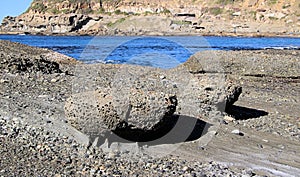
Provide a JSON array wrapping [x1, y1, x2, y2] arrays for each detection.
[[1, 31, 300, 38]]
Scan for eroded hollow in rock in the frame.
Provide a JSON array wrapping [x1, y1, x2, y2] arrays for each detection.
[[89, 114, 211, 147], [111, 115, 211, 145]]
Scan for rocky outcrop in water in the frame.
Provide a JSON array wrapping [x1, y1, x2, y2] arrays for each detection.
[[1, 0, 299, 36]]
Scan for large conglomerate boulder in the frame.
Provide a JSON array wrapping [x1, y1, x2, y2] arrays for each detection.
[[64, 53, 242, 145]]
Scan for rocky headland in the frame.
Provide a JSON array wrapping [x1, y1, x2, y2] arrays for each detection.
[[0, 40, 299, 176], [1, 0, 300, 36]]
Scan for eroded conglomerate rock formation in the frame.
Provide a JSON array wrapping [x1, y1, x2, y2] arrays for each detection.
[[64, 53, 243, 144], [1, 0, 299, 36], [64, 69, 179, 134]]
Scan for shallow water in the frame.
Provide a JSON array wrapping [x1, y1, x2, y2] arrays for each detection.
[[0, 35, 299, 68]]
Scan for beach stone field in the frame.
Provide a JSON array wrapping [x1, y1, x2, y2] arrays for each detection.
[[0, 40, 299, 176]]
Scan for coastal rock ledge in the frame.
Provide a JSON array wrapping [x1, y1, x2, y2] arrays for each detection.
[[1, 0, 300, 36]]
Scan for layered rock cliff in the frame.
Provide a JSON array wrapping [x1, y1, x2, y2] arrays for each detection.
[[1, 0, 300, 36]]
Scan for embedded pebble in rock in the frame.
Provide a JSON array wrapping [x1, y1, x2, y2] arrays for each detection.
[[0, 79, 9, 83], [50, 78, 59, 83], [224, 115, 235, 122], [231, 129, 244, 136]]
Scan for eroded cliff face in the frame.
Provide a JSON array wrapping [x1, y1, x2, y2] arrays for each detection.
[[1, 0, 300, 36]]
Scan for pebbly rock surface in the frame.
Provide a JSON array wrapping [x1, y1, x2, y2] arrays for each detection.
[[173, 53, 243, 119], [65, 65, 180, 144], [64, 60, 242, 145], [65, 86, 177, 144], [0, 40, 78, 74], [65, 89, 124, 137]]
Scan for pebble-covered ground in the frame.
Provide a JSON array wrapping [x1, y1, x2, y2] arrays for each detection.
[[0, 40, 299, 176], [1, 116, 251, 176], [227, 76, 300, 141]]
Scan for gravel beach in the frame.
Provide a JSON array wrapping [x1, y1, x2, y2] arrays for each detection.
[[0, 40, 299, 176]]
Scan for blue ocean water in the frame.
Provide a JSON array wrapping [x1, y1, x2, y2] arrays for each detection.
[[0, 35, 299, 68]]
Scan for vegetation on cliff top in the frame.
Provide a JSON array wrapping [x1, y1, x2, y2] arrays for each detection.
[[25, 0, 298, 16]]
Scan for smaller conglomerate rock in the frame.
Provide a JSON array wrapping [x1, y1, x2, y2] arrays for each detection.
[[64, 84, 178, 143]]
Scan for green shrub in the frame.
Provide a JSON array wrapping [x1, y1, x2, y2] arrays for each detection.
[[216, 0, 236, 5], [98, 8, 106, 14], [172, 20, 192, 25], [282, 4, 291, 9], [107, 18, 126, 27], [269, 16, 278, 20], [210, 7, 223, 15], [114, 9, 122, 15], [50, 8, 60, 14], [144, 11, 153, 15], [268, 0, 277, 5], [61, 9, 69, 14], [31, 3, 46, 12], [250, 11, 257, 20], [161, 9, 171, 14]]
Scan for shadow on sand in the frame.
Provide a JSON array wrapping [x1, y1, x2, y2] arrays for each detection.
[[226, 105, 269, 120], [90, 115, 212, 147]]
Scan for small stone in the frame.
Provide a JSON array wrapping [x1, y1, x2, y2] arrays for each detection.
[[151, 164, 158, 169], [38, 95, 48, 98], [51, 78, 58, 83], [245, 170, 256, 176], [99, 165, 105, 171], [224, 115, 235, 122], [231, 129, 244, 136], [90, 168, 97, 174], [198, 146, 205, 150], [262, 139, 269, 143], [108, 152, 116, 159], [36, 144, 42, 150], [160, 75, 166, 80], [0, 79, 9, 83], [182, 166, 193, 172]]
